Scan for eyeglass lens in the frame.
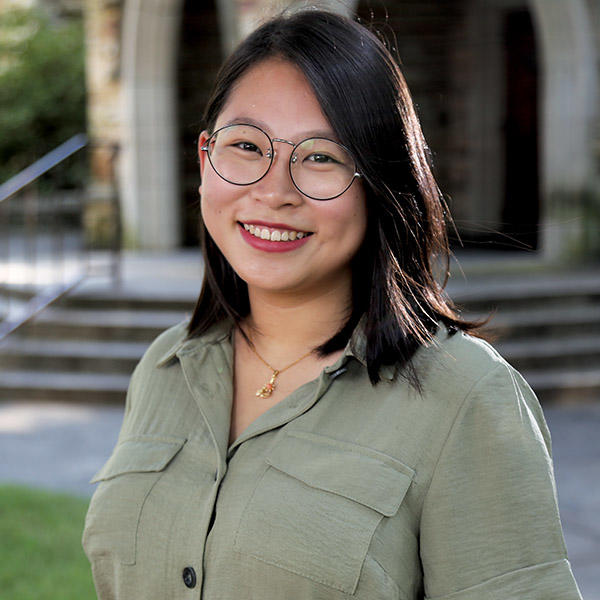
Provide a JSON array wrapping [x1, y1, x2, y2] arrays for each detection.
[[205, 124, 357, 200]]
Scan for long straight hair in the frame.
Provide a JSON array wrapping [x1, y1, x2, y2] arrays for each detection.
[[188, 9, 481, 386]]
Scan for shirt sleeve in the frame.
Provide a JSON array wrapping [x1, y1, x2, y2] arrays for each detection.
[[419, 362, 583, 600]]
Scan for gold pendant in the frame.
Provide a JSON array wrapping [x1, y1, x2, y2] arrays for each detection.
[[256, 370, 279, 399]]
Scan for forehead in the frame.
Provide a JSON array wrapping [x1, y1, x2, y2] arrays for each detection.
[[215, 58, 335, 139]]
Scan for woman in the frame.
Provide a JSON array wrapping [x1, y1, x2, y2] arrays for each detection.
[[83, 9, 582, 600]]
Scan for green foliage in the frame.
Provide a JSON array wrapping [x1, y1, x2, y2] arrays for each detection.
[[0, 6, 86, 185], [0, 484, 95, 600]]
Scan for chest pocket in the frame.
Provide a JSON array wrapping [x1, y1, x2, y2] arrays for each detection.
[[82, 435, 186, 565], [233, 430, 414, 595]]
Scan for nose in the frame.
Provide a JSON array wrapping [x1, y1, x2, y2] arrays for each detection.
[[251, 142, 302, 208]]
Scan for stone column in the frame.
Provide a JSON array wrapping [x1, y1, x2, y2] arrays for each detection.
[[530, 0, 599, 260], [83, 0, 123, 249], [120, 0, 183, 249]]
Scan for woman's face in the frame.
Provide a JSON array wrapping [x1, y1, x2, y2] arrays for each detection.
[[199, 58, 367, 300]]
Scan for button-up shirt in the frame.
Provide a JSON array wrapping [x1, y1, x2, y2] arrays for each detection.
[[82, 319, 582, 599]]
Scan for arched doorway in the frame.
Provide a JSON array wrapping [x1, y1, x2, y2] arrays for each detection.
[[464, 1, 541, 251], [355, 0, 541, 251], [502, 8, 539, 250], [177, 0, 223, 247], [119, 0, 234, 249]]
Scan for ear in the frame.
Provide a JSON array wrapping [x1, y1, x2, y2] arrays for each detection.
[[198, 131, 210, 194]]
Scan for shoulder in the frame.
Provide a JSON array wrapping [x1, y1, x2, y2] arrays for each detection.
[[412, 325, 551, 450], [413, 326, 512, 399], [428, 326, 507, 376], [411, 326, 547, 438]]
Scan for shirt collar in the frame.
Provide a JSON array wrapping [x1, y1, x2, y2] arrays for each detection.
[[155, 315, 396, 381], [342, 316, 396, 381], [155, 318, 234, 368]]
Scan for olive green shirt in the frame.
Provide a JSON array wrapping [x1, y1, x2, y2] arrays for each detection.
[[83, 319, 582, 599]]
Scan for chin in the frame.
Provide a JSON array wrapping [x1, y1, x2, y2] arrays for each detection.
[[244, 277, 305, 295]]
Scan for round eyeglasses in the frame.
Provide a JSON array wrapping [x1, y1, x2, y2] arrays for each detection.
[[200, 123, 361, 201]]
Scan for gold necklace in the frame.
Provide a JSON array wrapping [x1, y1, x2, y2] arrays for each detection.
[[246, 340, 314, 399]]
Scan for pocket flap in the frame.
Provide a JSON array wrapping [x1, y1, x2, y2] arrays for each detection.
[[266, 430, 414, 516], [90, 435, 186, 483]]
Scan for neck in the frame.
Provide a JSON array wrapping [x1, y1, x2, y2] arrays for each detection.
[[243, 279, 353, 360]]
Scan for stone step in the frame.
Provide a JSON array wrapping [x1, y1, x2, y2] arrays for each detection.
[[2, 263, 598, 406], [21, 307, 187, 342], [496, 335, 600, 371], [0, 338, 147, 374], [522, 367, 600, 404], [0, 370, 128, 403], [448, 273, 600, 313], [62, 290, 197, 313], [1, 283, 197, 313], [472, 304, 600, 340], [0, 284, 34, 302]]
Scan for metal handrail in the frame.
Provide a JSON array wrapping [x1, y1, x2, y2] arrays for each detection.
[[0, 133, 92, 340], [0, 134, 88, 203]]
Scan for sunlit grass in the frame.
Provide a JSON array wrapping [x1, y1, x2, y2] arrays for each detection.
[[0, 484, 95, 600]]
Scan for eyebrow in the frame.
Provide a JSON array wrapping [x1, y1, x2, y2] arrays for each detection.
[[223, 116, 340, 143]]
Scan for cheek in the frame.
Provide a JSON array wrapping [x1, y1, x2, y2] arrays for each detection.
[[331, 198, 367, 243], [200, 177, 231, 223], [318, 200, 367, 267], [200, 194, 226, 248]]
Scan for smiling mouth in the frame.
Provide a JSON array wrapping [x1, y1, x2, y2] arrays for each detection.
[[240, 222, 313, 242]]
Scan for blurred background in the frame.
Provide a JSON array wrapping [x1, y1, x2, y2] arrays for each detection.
[[0, 0, 598, 598]]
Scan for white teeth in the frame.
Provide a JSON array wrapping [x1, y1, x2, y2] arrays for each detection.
[[242, 223, 310, 242]]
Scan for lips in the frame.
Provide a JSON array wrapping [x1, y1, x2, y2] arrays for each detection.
[[239, 222, 313, 242], [237, 221, 313, 253]]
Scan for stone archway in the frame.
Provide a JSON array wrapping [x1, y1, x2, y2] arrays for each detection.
[[119, 0, 238, 249]]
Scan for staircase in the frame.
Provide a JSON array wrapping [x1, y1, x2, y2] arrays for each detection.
[[448, 269, 600, 403], [1, 268, 599, 404], [0, 287, 195, 403]]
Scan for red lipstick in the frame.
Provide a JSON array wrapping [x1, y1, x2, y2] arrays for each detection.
[[238, 223, 312, 253]]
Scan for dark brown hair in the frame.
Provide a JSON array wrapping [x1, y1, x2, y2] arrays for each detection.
[[188, 8, 481, 385]]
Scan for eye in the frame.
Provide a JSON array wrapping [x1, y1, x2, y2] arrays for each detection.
[[234, 141, 262, 155], [305, 153, 338, 164]]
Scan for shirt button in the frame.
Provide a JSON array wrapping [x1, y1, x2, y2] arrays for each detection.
[[182, 566, 197, 589]]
